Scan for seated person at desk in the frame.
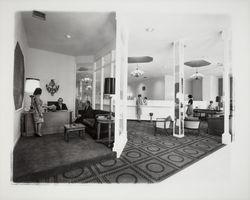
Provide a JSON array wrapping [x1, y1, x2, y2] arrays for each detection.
[[55, 98, 68, 110], [207, 100, 215, 110]]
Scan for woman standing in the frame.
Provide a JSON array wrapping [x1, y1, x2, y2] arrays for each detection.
[[32, 88, 44, 137], [186, 94, 194, 117], [136, 94, 143, 122]]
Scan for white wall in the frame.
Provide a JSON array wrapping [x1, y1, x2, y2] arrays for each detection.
[[128, 77, 165, 100], [164, 75, 174, 100], [192, 78, 203, 100], [13, 12, 29, 146], [184, 79, 192, 100], [26, 48, 76, 111], [202, 75, 219, 102]]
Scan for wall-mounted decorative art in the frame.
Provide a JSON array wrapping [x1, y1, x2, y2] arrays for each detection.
[[13, 42, 25, 110], [46, 79, 59, 96]]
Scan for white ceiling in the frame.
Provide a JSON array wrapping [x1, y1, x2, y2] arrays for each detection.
[[127, 13, 230, 82], [21, 12, 230, 82], [22, 12, 116, 56]]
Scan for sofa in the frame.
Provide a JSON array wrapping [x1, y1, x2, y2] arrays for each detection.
[[77, 109, 114, 140]]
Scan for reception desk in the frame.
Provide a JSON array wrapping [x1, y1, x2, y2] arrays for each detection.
[[127, 100, 174, 121], [21, 111, 72, 136]]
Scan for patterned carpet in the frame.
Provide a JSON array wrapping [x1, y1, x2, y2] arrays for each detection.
[[37, 120, 224, 183]]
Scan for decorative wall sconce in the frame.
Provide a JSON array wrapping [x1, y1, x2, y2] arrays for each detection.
[[46, 79, 59, 96]]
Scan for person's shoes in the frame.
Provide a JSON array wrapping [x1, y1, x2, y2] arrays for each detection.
[[36, 133, 42, 137]]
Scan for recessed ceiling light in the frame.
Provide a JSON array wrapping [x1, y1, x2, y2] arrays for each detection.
[[145, 27, 154, 32], [65, 34, 71, 39]]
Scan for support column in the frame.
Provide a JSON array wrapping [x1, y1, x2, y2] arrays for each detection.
[[173, 40, 185, 138], [100, 57, 104, 110], [222, 30, 231, 144], [92, 62, 96, 109], [110, 50, 115, 112]]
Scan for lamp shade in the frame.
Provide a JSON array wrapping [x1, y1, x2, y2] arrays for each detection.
[[25, 78, 40, 93], [104, 78, 115, 95]]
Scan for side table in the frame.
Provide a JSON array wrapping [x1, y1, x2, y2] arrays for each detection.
[[96, 118, 114, 148]]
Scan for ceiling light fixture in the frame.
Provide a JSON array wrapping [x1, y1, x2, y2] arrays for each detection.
[[145, 27, 154, 32], [190, 68, 204, 80], [65, 34, 71, 39], [82, 77, 92, 83], [131, 64, 144, 78]]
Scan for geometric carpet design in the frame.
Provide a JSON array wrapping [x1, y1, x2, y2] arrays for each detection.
[[37, 120, 224, 183]]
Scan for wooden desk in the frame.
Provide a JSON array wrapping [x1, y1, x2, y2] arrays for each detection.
[[193, 109, 223, 119], [22, 111, 72, 136], [96, 118, 114, 148]]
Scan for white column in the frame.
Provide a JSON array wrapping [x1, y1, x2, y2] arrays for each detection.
[[111, 50, 115, 77], [222, 30, 231, 144], [100, 57, 104, 110], [110, 50, 115, 112], [173, 41, 185, 138], [92, 62, 96, 109]]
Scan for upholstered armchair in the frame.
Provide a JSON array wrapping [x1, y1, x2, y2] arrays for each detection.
[[154, 117, 173, 135], [184, 117, 201, 134]]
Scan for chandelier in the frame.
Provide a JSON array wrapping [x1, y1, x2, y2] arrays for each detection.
[[82, 77, 92, 84], [190, 68, 204, 80], [131, 64, 144, 78]]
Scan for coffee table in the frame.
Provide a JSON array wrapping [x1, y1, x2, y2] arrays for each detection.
[[64, 123, 85, 142]]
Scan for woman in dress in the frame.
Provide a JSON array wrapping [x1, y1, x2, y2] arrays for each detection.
[[136, 94, 143, 122], [186, 94, 194, 117], [32, 88, 44, 136]]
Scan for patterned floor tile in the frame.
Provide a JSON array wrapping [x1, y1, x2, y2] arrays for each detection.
[[167, 136, 195, 144], [134, 158, 177, 182], [102, 166, 152, 183], [153, 140, 182, 149], [139, 144, 169, 155], [158, 152, 193, 168], [56, 166, 94, 182], [120, 148, 150, 163], [175, 146, 206, 158], [74, 176, 102, 183], [94, 158, 127, 174], [190, 141, 220, 152], [128, 137, 150, 147]]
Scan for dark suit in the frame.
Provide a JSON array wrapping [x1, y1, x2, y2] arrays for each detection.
[[56, 103, 68, 110], [75, 106, 94, 123]]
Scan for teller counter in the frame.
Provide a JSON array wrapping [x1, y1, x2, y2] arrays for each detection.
[[21, 111, 72, 136], [127, 100, 174, 121]]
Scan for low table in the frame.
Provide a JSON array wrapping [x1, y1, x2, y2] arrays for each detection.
[[64, 123, 86, 142]]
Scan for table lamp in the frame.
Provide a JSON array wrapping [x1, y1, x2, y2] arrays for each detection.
[[24, 78, 40, 111], [104, 77, 115, 119]]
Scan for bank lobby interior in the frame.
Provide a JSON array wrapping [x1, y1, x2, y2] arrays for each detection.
[[13, 11, 234, 183]]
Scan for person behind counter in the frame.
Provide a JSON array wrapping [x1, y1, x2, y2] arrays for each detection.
[[55, 97, 68, 110], [136, 94, 143, 122], [186, 94, 193, 117], [143, 97, 148, 105], [207, 100, 215, 110]]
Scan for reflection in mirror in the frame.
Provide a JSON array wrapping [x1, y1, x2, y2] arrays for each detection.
[[75, 71, 93, 116]]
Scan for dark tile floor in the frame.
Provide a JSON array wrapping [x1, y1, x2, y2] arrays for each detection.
[[36, 120, 224, 183]]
